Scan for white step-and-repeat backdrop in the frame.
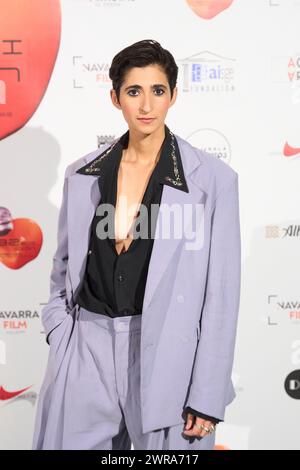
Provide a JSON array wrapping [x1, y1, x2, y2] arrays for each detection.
[[0, 0, 299, 450]]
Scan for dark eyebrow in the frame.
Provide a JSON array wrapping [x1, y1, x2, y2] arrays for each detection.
[[124, 84, 168, 91]]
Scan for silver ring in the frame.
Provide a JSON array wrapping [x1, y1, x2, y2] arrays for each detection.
[[195, 423, 216, 434], [195, 423, 205, 431]]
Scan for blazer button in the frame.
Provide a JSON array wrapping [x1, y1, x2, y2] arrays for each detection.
[[177, 294, 184, 303]]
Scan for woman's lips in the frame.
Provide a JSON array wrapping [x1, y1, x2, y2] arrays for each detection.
[[137, 118, 155, 123]]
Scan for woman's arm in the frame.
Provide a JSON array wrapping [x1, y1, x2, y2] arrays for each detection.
[[41, 165, 72, 344], [185, 173, 241, 421]]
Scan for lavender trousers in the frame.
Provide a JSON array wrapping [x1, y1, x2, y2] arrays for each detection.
[[32, 305, 216, 450]]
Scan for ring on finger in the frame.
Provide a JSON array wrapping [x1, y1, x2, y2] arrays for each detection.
[[195, 423, 215, 434]]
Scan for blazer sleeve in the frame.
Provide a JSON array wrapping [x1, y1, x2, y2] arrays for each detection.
[[41, 165, 72, 345], [185, 173, 241, 421], [184, 406, 222, 424]]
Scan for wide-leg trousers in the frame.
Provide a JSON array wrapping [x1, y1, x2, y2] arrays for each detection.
[[32, 305, 216, 450]]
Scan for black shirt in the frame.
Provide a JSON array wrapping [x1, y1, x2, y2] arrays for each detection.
[[75, 123, 221, 425], [75, 123, 188, 316]]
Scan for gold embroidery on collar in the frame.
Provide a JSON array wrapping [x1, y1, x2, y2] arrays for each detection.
[[164, 129, 183, 187], [81, 128, 184, 188], [82, 139, 119, 174]]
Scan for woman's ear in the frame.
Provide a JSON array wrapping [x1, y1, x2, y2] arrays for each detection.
[[169, 86, 178, 107], [110, 88, 122, 110]]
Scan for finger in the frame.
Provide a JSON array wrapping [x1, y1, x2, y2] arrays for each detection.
[[184, 413, 195, 431], [183, 413, 195, 436], [183, 415, 203, 436], [197, 419, 212, 438]]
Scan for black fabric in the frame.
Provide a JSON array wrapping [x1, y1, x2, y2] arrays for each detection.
[[75, 124, 188, 317], [184, 407, 222, 425]]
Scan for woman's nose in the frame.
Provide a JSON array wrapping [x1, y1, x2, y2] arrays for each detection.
[[139, 94, 152, 112]]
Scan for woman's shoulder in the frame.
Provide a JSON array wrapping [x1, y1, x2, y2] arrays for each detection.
[[174, 132, 238, 194]]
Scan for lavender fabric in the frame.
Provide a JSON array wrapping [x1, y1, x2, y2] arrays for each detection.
[[32, 305, 216, 450]]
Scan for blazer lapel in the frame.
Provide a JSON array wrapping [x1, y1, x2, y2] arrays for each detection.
[[67, 173, 101, 301], [142, 136, 206, 311]]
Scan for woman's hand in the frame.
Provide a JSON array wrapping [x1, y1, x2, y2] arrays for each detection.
[[182, 412, 216, 438]]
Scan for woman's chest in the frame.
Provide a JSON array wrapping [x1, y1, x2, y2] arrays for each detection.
[[114, 162, 156, 253]]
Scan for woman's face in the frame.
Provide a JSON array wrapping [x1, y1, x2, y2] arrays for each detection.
[[110, 64, 177, 134]]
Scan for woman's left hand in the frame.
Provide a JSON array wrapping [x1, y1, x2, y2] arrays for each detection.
[[182, 413, 216, 438]]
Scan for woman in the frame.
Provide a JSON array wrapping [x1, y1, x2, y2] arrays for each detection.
[[32, 39, 241, 450]]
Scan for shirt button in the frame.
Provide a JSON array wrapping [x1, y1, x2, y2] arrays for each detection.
[[177, 294, 184, 303], [117, 274, 125, 282]]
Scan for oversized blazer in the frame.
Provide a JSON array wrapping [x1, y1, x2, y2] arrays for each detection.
[[39, 128, 241, 435]]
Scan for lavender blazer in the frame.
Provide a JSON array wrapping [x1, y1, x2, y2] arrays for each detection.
[[41, 129, 241, 434]]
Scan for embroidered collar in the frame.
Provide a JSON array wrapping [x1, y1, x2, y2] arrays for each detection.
[[76, 124, 189, 193]]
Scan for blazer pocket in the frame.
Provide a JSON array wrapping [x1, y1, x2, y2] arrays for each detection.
[[47, 322, 64, 346]]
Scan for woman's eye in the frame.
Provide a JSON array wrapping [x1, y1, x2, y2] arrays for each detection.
[[127, 88, 165, 96], [128, 89, 138, 96]]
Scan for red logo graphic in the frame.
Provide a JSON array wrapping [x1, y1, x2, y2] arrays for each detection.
[[0, 207, 43, 269], [0, 385, 32, 401], [0, 0, 61, 140], [186, 0, 234, 19], [283, 142, 300, 157]]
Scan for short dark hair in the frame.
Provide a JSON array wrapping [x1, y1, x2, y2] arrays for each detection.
[[109, 39, 178, 103]]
